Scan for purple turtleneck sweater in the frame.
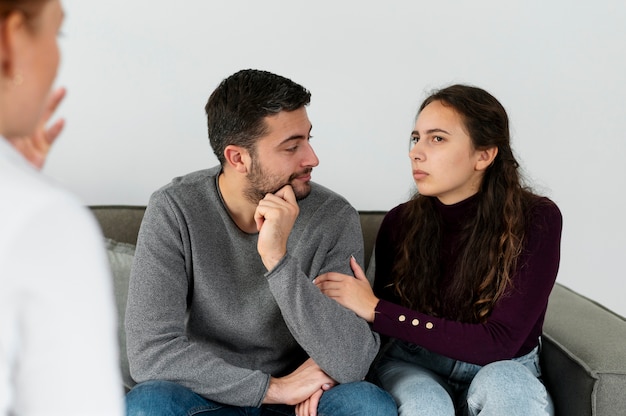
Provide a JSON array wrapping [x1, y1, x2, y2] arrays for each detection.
[[372, 195, 562, 366]]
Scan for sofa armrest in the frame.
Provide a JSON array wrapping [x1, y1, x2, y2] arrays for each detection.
[[541, 283, 626, 416]]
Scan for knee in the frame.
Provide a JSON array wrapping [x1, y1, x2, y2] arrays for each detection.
[[127, 380, 180, 402], [395, 385, 454, 416], [126, 380, 205, 416], [357, 382, 397, 414], [320, 381, 397, 416], [470, 361, 537, 395], [467, 361, 551, 414], [376, 365, 453, 416]]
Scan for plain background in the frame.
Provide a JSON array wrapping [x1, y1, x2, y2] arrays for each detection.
[[48, 0, 625, 316]]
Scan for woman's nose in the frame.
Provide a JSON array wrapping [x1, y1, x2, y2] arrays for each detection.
[[409, 141, 423, 161]]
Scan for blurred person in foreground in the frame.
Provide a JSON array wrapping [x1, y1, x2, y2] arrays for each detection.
[[0, 1, 123, 414]]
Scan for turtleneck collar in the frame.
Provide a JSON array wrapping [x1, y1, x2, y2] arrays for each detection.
[[432, 192, 480, 229]]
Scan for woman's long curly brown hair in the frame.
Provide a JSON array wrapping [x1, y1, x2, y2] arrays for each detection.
[[393, 84, 538, 323]]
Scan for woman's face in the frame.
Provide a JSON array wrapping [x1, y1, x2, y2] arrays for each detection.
[[409, 100, 490, 205], [3, 0, 64, 137]]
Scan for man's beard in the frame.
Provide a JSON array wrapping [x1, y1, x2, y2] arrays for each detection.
[[244, 159, 313, 204]]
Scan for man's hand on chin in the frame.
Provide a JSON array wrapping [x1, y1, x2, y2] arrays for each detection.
[[254, 184, 300, 271]]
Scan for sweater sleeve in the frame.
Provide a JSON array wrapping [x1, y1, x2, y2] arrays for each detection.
[[125, 190, 270, 407], [265, 204, 381, 383], [372, 200, 563, 366]]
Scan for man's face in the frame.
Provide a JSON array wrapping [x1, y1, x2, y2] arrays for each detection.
[[244, 107, 319, 203]]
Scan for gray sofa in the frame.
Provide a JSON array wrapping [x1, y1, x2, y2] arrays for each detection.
[[91, 205, 626, 416]]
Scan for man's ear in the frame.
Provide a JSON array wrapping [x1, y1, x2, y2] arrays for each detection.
[[223, 145, 251, 173], [0, 11, 26, 80], [475, 146, 498, 171]]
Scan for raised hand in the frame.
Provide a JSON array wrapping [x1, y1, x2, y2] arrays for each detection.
[[314, 256, 379, 323], [7, 87, 66, 170], [254, 184, 299, 271]]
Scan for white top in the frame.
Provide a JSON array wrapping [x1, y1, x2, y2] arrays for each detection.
[[0, 138, 123, 415]]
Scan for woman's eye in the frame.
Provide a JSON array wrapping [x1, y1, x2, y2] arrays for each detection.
[[433, 136, 444, 142]]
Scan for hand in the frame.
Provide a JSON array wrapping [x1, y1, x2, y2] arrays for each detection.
[[7, 87, 66, 170], [314, 256, 379, 322], [254, 185, 299, 271], [295, 384, 333, 416], [263, 358, 335, 406]]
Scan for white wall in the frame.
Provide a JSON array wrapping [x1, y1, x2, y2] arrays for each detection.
[[50, 0, 626, 316]]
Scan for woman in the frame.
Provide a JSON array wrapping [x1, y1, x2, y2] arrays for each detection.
[[0, 1, 122, 414], [315, 84, 562, 415]]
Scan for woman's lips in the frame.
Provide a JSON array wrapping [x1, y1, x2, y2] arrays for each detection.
[[413, 169, 428, 180]]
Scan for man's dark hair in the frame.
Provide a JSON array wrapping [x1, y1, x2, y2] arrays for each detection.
[[205, 69, 311, 165]]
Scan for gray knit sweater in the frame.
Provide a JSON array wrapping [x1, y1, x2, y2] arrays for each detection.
[[125, 166, 380, 407]]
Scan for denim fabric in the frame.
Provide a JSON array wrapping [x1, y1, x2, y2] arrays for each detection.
[[372, 339, 553, 416], [126, 379, 397, 416]]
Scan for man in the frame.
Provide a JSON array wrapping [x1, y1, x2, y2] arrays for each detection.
[[125, 69, 396, 415]]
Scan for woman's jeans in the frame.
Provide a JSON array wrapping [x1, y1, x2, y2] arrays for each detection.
[[372, 339, 554, 416], [126, 379, 397, 416]]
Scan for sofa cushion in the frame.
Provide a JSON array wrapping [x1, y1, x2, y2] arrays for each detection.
[[105, 238, 136, 391]]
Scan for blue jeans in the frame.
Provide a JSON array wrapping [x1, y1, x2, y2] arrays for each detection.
[[126, 379, 397, 416], [372, 339, 553, 416]]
